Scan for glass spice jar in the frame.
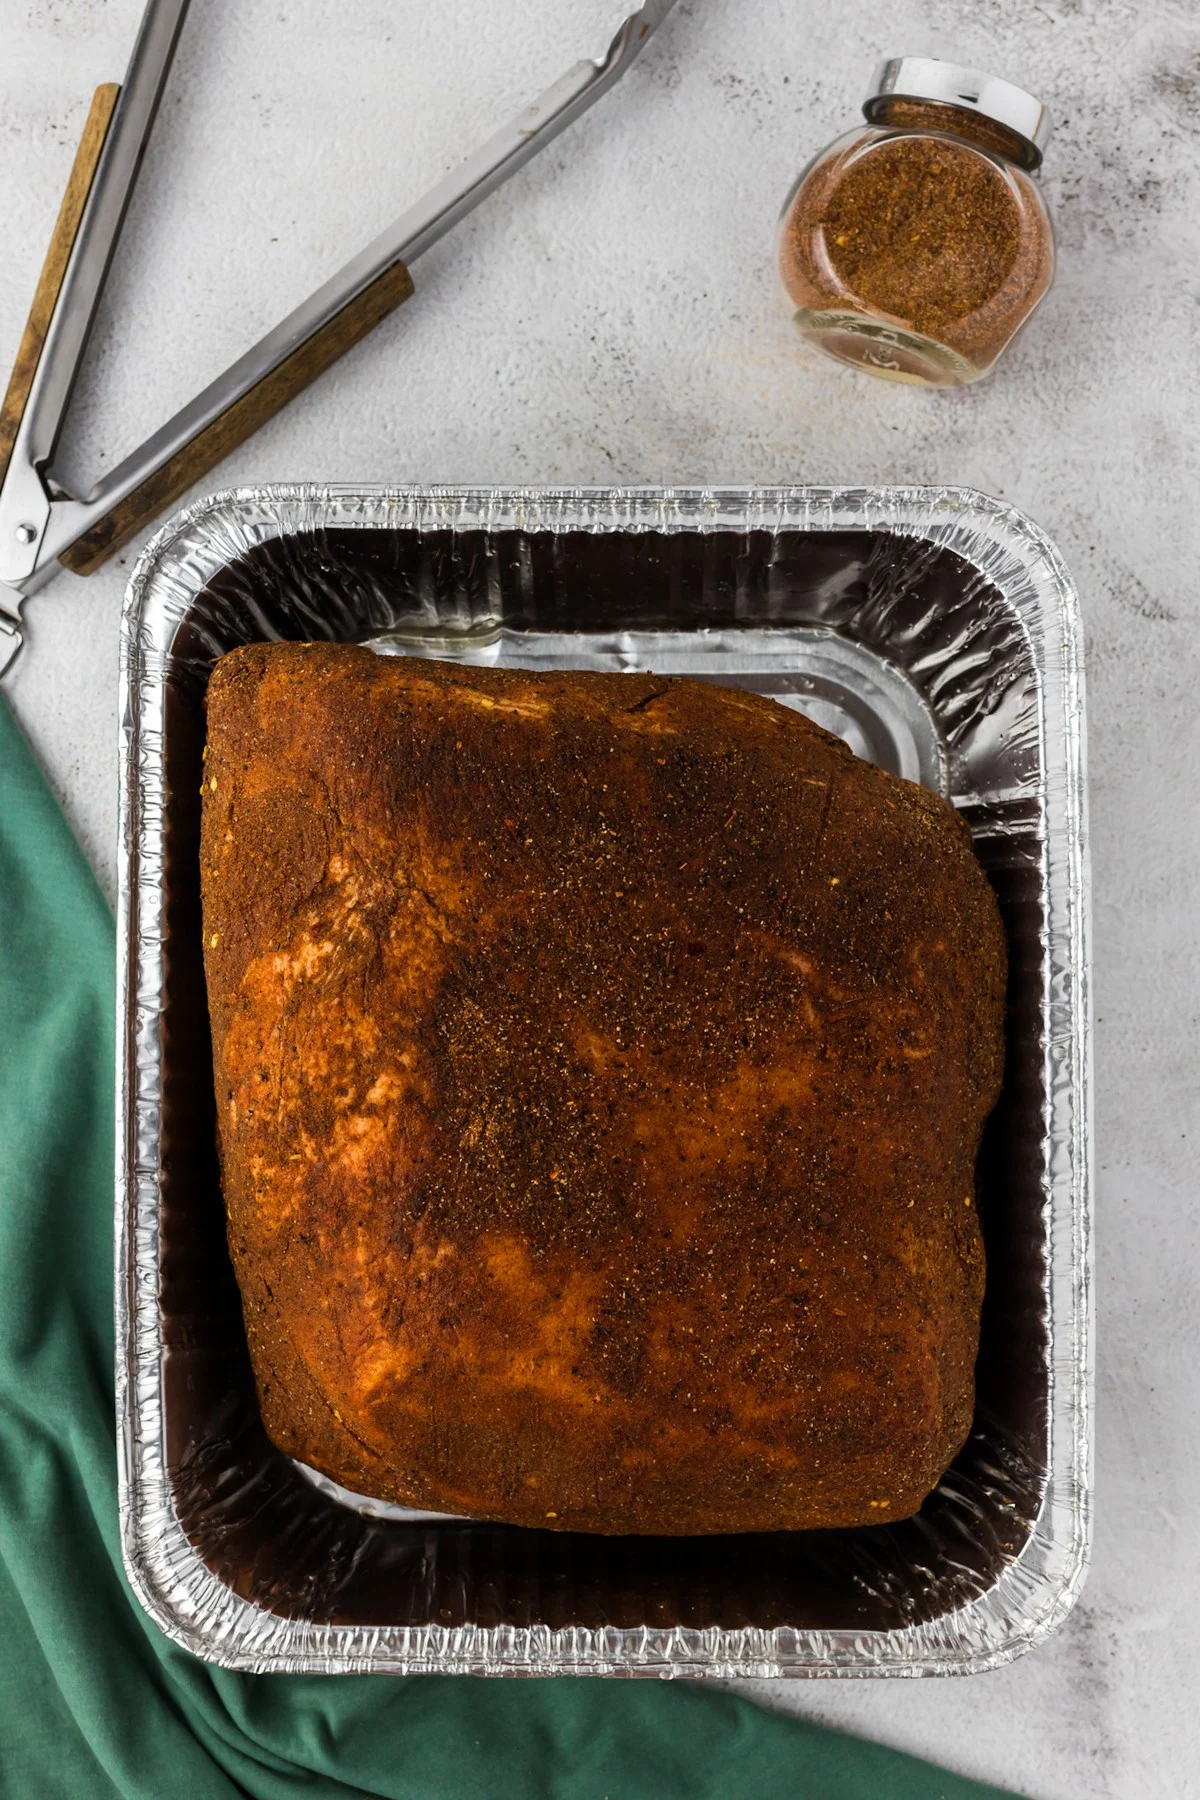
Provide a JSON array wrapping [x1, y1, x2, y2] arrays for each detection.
[[778, 58, 1054, 387]]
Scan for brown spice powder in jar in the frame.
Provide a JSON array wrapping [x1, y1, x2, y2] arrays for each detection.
[[779, 96, 1055, 377], [817, 137, 1022, 337]]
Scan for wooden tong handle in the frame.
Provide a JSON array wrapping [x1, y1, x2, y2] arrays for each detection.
[[60, 258, 415, 577], [0, 83, 121, 490]]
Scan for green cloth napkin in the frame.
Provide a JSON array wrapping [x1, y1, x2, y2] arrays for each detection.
[[0, 692, 1025, 1800]]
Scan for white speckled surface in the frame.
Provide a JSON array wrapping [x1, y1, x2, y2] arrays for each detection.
[[3, 3, 1197, 1796]]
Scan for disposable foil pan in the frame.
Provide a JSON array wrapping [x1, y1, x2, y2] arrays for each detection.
[[116, 485, 1092, 1677]]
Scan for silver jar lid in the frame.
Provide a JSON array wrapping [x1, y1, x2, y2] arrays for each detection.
[[864, 58, 1051, 166]]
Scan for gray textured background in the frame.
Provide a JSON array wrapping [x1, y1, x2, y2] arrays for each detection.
[[3, 3, 1198, 1796]]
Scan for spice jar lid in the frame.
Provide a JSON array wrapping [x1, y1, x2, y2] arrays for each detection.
[[865, 58, 1052, 166]]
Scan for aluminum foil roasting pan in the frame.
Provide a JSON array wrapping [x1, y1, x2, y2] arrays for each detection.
[[116, 485, 1092, 1676]]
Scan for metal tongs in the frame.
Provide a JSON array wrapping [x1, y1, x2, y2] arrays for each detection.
[[0, 0, 678, 676]]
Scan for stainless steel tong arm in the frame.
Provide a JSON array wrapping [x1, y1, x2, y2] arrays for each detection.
[[0, 0, 679, 668]]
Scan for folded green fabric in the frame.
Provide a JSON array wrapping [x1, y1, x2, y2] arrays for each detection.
[[0, 692, 1025, 1800]]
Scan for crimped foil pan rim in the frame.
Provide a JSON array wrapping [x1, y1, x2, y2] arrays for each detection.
[[116, 484, 1091, 1677]]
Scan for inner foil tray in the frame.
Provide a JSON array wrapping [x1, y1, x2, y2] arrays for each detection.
[[117, 485, 1092, 1677]]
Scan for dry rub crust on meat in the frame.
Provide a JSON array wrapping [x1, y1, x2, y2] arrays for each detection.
[[200, 641, 1006, 1535]]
